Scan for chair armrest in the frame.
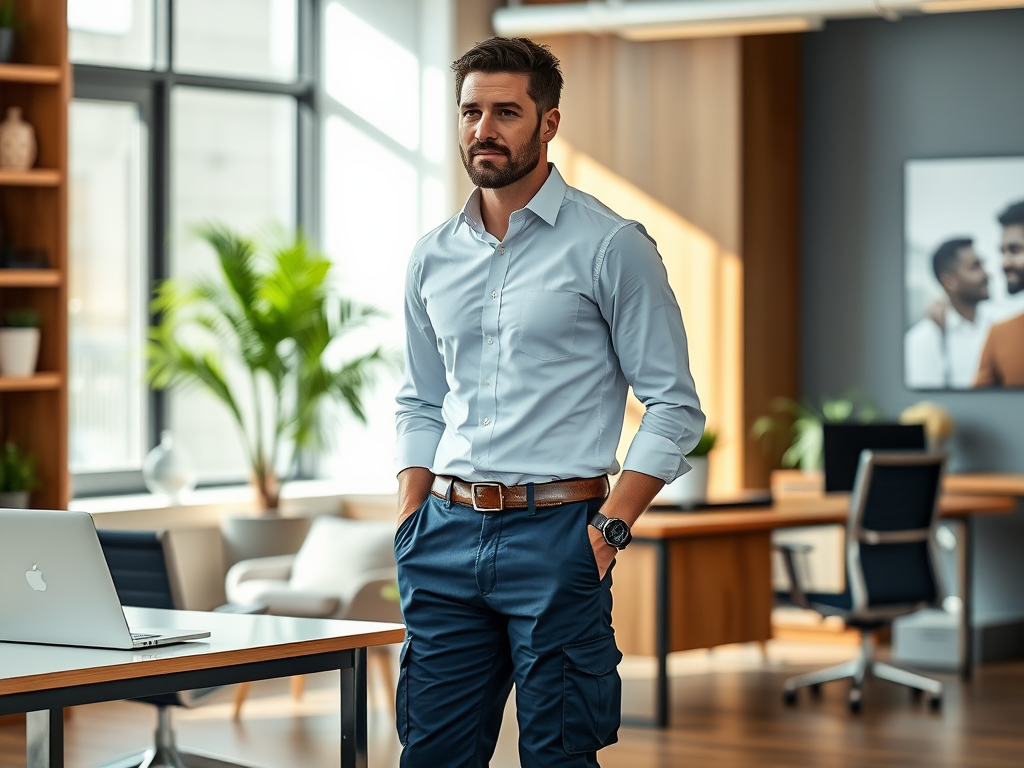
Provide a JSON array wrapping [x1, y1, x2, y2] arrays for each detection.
[[340, 568, 403, 624], [225, 555, 295, 592], [259, 589, 341, 618], [773, 542, 813, 609]]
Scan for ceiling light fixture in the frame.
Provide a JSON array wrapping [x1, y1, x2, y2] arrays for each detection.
[[619, 16, 824, 41]]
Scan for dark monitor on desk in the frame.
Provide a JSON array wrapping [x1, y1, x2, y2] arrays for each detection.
[[822, 423, 927, 493]]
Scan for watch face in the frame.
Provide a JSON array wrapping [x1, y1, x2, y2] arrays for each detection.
[[604, 518, 631, 548]]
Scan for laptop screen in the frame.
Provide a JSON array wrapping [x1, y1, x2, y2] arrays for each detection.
[[822, 423, 927, 493]]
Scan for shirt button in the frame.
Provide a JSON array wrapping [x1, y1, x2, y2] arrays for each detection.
[[484, 378, 491, 386], [482, 417, 490, 425], [486, 336, 493, 344], [491, 290, 497, 300], [500, 247, 506, 255]]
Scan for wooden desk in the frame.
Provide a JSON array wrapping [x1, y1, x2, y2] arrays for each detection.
[[943, 473, 1024, 496], [613, 493, 1015, 727], [0, 608, 405, 768]]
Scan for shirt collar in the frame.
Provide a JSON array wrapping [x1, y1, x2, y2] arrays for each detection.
[[458, 163, 567, 233]]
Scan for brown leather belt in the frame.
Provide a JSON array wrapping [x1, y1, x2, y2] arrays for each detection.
[[430, 475, 609, 512]]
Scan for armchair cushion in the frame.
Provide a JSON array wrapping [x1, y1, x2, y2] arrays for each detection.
[[289, 516, 397, 601]]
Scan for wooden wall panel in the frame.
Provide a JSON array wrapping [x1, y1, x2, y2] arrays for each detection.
[[540, 33, 745, 495], [741, 35, 801, 488]]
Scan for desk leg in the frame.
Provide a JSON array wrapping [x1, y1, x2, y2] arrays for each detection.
[[655, 540, 670, 728], [341, 647, 368, 768], [960, 517, 974, 680], [26, 710, 62, 768]]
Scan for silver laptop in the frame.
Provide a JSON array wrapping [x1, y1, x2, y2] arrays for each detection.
[[0, 508, 210, 650]]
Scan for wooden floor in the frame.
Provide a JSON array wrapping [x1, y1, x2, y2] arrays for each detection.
[[2, 641, 1023, 767]]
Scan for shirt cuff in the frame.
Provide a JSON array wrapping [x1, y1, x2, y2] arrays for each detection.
[[395, 428, 443, 475], [622, 430, 691, 484]]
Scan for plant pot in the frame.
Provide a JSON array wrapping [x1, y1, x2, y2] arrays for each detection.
[[0, 327, 40, 376], [0, 29, 13, 64], [0, 490, 30, 508], [657, 455, 709, 508], [221, 513, 314, 567]]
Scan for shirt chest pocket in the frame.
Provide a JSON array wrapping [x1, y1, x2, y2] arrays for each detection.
[[517, 290, 581, 361]]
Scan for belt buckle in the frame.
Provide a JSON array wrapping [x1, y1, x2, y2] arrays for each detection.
[[471, 482, 504, 512]]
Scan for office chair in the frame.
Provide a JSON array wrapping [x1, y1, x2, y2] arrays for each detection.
[[96, 529, 252, 768], [777, 451, 947, 713]]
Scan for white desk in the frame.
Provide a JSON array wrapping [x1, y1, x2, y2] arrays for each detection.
[[0, 607, 405, 768]]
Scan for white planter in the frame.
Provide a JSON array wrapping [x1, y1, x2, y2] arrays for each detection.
[[0, 327, 40, 376], [657, 455, 709, 508]]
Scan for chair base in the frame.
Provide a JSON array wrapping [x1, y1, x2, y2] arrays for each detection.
[[93, 706, 257, 768], [783, 630, 943, 712], [95, 747, 255, 768]]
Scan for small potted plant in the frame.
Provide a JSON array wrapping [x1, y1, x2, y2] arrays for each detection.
[[0, 1, 15, 64], [0, 307, 41, 377], [656, 428, 717, 508], [0, 441, 36, 508]]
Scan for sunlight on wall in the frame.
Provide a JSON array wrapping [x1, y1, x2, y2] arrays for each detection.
[[325, 3, 421, 151], [550, 139, 744, 494]]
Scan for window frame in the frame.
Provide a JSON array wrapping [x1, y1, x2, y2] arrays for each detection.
[[70, 0, 322, 497]]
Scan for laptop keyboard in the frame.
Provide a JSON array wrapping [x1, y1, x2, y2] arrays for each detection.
[[131, 632, 159, 640]]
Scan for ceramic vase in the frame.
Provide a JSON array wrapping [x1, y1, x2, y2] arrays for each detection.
[[0, 327, 40, 376], [0, 490, 29, 508], [656, 455, 710, 508], [0, 107, 37, 171], [142, 430, 196, 503]]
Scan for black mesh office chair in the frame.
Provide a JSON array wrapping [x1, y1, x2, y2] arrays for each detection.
[[96, 530, 251, 768], [778, 451, 947, 713]]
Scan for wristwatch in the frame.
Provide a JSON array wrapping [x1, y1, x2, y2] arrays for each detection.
[[589, 511, 632, 550]]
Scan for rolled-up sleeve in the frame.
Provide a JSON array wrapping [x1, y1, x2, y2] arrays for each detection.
[[595, 224, 705, 484], [395, 254, 447, 474]]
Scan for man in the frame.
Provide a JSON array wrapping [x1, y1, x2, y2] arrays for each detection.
[[394, 38, 703, 767], [976, 200, 1024, 386], [905, 237, 991, 388]]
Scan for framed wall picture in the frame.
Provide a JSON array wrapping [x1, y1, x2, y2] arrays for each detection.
[[904, 157, 1024, 390]]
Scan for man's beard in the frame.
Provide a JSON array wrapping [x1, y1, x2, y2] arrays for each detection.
[[1006, 268, 1023, 295], [460, 124, 542, 189]]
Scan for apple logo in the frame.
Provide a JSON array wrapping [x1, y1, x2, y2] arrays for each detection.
[[25, 564, 47, 592]]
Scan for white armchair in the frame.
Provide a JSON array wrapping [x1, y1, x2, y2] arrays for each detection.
[[224, 515, 402, 716]]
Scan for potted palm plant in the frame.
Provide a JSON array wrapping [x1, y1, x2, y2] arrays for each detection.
[[146, 224, 392, 519], [0, 441, 36, 508]]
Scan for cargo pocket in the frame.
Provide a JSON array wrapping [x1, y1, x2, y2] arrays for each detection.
[[562, 634, 623, 754], [396, 633, 412, 746]]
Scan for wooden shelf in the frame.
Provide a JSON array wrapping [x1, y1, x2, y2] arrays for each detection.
[[0, 169, 61, 187], [0, 63, 62, 84], [0, 269, 61, 287], [0, 372, 61, 392]]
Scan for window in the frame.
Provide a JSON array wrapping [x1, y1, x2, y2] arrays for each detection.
[[69, 0, 317, 496]]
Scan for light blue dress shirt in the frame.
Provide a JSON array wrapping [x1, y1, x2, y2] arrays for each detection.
[[395, 165, 704, 486]]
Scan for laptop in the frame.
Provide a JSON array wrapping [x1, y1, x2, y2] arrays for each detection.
[[0, 508, 210, 650], [822, 423, 927, 493]]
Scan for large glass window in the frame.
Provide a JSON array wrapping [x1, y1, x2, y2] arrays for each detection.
[[68, 100, 148, 474], [69, 1, 314, 495]]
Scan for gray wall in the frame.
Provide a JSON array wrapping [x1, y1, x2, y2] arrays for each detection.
[[801, 10, 1024, 628]]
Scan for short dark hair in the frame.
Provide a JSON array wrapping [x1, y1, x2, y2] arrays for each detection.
[[932, 237, 973, 283], [451, 37, 563, 117], [997, 200, 1024, 228]]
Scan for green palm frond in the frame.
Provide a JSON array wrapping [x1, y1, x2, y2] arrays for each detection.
[[145, 224, 393, 508]]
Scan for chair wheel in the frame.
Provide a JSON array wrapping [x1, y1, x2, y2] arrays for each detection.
[[848, 689, 862, 714], [783, 688, 798, 706], [809, 683, 822, 698], [929, 695, 942, 711]]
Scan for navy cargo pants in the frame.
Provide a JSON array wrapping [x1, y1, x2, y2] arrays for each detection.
[[394, 491, 622, 768]]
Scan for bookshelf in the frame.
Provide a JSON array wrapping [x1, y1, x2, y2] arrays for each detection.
[[0, 0, 69, 510]]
